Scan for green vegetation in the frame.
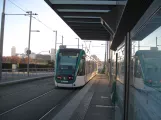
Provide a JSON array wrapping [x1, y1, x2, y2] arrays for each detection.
[[100, 65, 105, 74]]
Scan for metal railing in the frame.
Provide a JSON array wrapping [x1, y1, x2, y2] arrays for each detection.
[[1, 68, 54, 82]]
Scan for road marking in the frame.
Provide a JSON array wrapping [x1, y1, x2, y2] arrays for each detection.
[[101, 96, 109, 99], [96, 105, 117, 108]]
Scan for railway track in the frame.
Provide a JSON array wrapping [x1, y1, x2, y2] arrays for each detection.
[[0, 78, 80, 120]]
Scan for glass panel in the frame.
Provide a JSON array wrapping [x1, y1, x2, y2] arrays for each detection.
[[115, 44, 125, 120], [108, 1, 127, 119], [129, 7, 161, 120], [57, 52, 79, 74], [111, 42, 125, 120]]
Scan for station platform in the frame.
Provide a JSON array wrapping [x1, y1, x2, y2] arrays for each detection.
[[52, 74, 115, 120]]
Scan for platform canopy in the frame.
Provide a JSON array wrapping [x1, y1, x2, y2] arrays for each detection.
[[44, 0, 126, 41]]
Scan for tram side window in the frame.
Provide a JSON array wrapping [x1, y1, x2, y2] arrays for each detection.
[[78, 59, 85, 76], [91, 61, 94, 73], [121, 62, 124, 74], [86, 61, 90, 74], [89, 61, 91, 73], [82, 59, 85, 75], [134, 59, 142, 78], [94, 63, 97, 71]]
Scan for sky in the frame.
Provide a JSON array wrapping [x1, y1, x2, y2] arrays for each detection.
[[0, 0, 106, 61]]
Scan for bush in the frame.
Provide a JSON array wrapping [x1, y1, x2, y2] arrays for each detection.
[[101, 66, 105, 74]]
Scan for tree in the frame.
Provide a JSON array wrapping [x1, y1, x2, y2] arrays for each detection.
[[91, 54, 100, 61], [10, 56, 21, 64]]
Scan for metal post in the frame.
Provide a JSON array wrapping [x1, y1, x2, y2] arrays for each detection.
[[27, 11, 32, 77], [115, 53, 118, 79], [123, 32, 131, 120], [62, 35, 64, 45], [106, 41, 109, 74], [0, 0, 6, 80], [77, 38, 79, 49], [89, 41, 91, 55], [104, 43, 106, 68], [82, 44, 83, 49], [138, 41, 140, 50], [156, 37, 157, 47], [54, 31, 57, 59]]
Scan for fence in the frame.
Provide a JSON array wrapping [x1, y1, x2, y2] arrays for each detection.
[[1, 68, 54, 82]]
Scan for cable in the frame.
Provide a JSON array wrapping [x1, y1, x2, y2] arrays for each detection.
[[7, 0, 55, 32], [84, 41, 89, 52], [7, 0, 27, 12], [84, 41, 91, 53], [32, 16, 54, 32]]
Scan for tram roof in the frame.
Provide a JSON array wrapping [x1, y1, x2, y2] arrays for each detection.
[[59, 48, 84, 52]]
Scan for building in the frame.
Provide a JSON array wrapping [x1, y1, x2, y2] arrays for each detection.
[[16, 53, 26, 58], [11, 46, 16, 56], [24, 48, 28, 54], [30, 52, 36, 59], [50, 48, 55, 61], [36, 54, 51, 61]]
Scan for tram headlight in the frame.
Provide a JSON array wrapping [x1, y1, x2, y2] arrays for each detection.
[[149, 80, 152, 83], [57, 76, 62, 80], [68, 76, 74, 80]]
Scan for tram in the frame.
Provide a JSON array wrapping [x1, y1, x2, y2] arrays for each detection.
[[54, 48, 98, 88], [132, 49, 161, 89]]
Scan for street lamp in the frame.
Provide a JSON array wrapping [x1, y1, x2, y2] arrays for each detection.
[[83, 41, 91, 54], [75, 38, 79, 48], [101, 43, 107, 68], [56, 35, 64, 47], [92, 43, 107, 69], [31, 30, 40, 32], [35, 50, 50, 68], [53, 30, 57, 59], [62, 35, 64, 45]]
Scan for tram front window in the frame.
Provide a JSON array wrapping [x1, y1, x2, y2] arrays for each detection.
[[57, 52, 79, 74]]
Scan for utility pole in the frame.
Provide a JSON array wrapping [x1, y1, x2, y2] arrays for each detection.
[[62, 35, 64, 45], [0, 0, 6, 80], [54, 30, 57, 59], [82, 44, 83, 49], [27, 11, 32, 77], [26, 11, 38, 77], [76, 38, 79, 49]]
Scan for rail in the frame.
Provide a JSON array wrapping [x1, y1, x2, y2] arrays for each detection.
[[1, 68, 54, 82]]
